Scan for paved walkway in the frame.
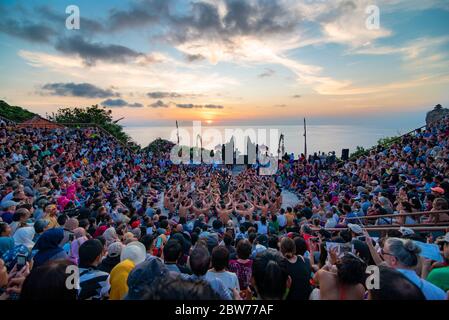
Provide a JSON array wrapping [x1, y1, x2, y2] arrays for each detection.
[[281, 189, 300, 209]]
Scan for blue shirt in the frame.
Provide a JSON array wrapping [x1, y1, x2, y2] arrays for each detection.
[[256, 221, 268, 235], [361, 201, 371, 215], [398, 269, 446, 300], [188, 274, 232, 300], [145, 207, 155, 217], [277, 214, 287, 227], [424, 182, 436, 193], [345, 212, 359, 222]]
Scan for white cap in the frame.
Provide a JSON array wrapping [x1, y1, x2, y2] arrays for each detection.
[[347, 223, 363, 235]]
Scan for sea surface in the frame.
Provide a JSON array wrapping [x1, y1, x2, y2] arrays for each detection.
[[124, 124, 420, 157]]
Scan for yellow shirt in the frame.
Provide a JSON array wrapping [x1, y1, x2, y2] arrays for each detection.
[[45, 216, 59, 229], [109, 259, 135, 300]]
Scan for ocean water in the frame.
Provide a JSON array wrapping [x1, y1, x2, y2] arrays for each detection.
[[124, 123, 418, 157]]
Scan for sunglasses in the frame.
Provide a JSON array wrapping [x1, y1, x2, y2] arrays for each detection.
[[380, 248, 394, 257]]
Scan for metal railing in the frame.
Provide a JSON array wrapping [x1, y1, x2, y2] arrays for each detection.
[[345, 210, 449, 225], [312, 210, 449, 233], [317, 226, 449, 232]]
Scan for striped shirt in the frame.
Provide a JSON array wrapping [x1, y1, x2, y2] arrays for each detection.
[[78, 267, 110, 300]]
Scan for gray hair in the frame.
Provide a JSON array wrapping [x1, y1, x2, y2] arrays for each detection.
[[385, 238, 421, 267]]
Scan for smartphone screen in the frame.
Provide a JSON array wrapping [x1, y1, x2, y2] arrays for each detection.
[[17, 255, 26, 268]]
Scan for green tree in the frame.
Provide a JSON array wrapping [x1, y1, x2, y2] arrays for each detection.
[[0, 100, 36, 122], [350, 146, 366, 158], [144, 138, 175, 156], [377, 135, 399, 147], [48, 105, 133, 147]]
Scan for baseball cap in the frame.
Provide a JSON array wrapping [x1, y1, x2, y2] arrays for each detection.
[[108, 242, 124, 258], [348, 223, 363, 235]]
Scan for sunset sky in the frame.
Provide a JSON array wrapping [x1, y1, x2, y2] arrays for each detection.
[[0, 0, 448, 127]]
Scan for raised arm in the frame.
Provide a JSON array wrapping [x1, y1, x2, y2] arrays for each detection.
[[363, 229, 383, 266]]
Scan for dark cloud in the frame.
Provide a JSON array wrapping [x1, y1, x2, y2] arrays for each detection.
[[107, 0, 170, 31], [101, 99, 143, 108], [0, 19, 55, 43], [148, 100, 170, 108], [147, 92, 183, 99], [128, 102, 144, 108], [204, 104, 224, 109], [292, 94, 302, 98], [55, 35, 142, 66], [185, 53, 206, 62], [41, 82, 120, 98], [176, 103, 224, 109], [176, 103, 200, 109], [101, 99, 128, 107], [258, 68, 275, 78], [167, 0, 299, 44], [3, 1, 303, 66]]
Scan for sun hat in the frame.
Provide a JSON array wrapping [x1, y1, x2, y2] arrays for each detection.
[[120, 241, 146, 265]]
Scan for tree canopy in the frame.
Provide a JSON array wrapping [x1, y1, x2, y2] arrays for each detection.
[[144, 138, 175, 156], [48, 104, 133, 146], [0, 100, 36, 122]]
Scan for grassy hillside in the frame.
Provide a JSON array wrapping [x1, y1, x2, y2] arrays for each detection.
[[0, 100, 36, 122]]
